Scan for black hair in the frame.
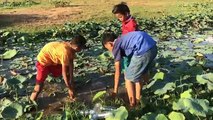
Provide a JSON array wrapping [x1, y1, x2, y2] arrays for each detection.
[[70, 34, 87, 48], [112, 2, 130, 15], [102, 31, 117, 48]]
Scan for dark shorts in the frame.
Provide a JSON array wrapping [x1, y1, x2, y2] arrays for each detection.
[[125, 46, 157, 82]]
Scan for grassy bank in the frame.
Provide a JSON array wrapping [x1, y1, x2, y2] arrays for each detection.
[[0, 0, 212, 33]]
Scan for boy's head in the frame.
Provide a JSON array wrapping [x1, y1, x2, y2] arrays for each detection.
[[102, 31, 117, 52], [70, 35, 86, 52], [112, 2, 130, 22]]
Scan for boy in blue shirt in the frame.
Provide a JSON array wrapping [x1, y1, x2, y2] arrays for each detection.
[[102, 31, 157, 107]]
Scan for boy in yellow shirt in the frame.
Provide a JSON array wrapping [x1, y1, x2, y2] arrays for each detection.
[[30, 35, 86, 101]]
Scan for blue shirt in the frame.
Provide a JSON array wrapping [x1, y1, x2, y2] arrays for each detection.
[[112, 31, 156, 62]]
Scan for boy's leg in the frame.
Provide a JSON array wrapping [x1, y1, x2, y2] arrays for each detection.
[[125, 46, 157, 106], [30, 62, 49, 101], [135, 72, 149, 104], [30, 83, 44, 101], [135, 80, 142, 104], [125, 79, 136, 107]]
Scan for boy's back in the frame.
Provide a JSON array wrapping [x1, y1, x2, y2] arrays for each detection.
[[102, 31, 157, 106], [37, 41, 74, 66], [113, 31, 156, 61]]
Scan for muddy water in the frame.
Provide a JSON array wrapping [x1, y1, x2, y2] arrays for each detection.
[[36, 74, 127, 115]]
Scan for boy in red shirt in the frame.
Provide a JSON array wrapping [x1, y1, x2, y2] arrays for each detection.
[[112, 2, 140, 97], [112, 2, 139, 34], [30, 35, 86, 101]]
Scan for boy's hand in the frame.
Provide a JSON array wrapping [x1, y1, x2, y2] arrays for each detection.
[[68, 89, 75, 101], [109, 88, 117, 98], [113, 88, 118, 93], [111, 92, 117, 98]]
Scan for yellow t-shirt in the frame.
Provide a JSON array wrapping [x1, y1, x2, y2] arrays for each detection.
[[37, 42, 74, 66]]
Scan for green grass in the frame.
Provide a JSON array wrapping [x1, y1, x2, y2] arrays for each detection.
[[0, 0, 212, 33]]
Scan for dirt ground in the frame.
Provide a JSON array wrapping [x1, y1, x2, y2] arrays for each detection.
[[0, 7, 83, 28]]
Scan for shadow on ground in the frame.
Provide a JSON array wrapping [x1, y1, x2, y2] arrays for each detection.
[[0, 14, 43, 28]]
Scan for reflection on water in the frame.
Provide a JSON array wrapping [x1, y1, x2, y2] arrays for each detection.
[[206, 54, 213, 61]]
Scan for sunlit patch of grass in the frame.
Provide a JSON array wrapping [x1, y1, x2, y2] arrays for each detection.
[[2, 24, 63, 33]]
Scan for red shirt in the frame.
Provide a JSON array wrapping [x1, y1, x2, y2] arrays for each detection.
[[122, 16, 139, 35]]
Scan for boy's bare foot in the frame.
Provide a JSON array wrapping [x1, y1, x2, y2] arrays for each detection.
[[10, 70, 18, 76], [67, 96, 76, 102], [0, 76, 4, 84], [129, 103, 136, 110], [136, 99, 140, 105], [68, 89, 75, 97]]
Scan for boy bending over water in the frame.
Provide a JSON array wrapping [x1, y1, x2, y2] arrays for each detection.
[[30, 35, 86, 101], [102, 31, 157, 107]]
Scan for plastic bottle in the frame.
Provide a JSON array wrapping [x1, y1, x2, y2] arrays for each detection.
[[79, 103, 115, 120]]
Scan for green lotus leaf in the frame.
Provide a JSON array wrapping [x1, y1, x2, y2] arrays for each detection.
[[0, 98, 12, 110], [154, 82, 176, 95], [180, 89, 192, 99], [1, 102, 23, 119], [6, 75, 28, 86], [140, 112, 157, 120], [153, 72, 165, 80], [196, 73, 213, 90], [106, 106, 128, 120], [140, 112, 168, 120], [156, 114, 168, 120], [175, 32, 182, 38], [193, 38, 204, 44], [172, 98, 213, 117], [162, 94, 170, 99], [1, 49, 18, 59], [15, 75, 27, 84], [207, 83, 213, 91], [98, 51, 112, 61], [168, 111, 185, 120], [92, 90, 106, 102], [183, 98, 209, 117]]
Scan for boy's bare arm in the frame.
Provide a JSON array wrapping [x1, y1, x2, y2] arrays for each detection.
[[62, 62, 75, 99], [62, 64, 71, 88], [114, 61, 121, 94], [69, 60, 74, 88]]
